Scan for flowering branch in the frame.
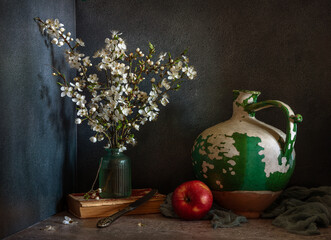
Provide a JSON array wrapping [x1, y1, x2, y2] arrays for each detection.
[[35, 17, 197, 152]]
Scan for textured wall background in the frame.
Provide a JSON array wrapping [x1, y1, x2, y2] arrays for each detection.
[[0, 0, 76, 238], [76, 0, 330, 194]]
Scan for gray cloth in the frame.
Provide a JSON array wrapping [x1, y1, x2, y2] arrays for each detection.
[[160, 193, 248, 228], [261, 186, 331, 235]]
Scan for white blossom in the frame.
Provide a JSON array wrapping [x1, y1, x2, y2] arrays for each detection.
[[76, 38, 85, 47], [82, 56, 91, 67], [133, 123, 140, 131], [60, 86, 73, 98], [75, 118, 82, 124], [90, 136, 97, 143], [147, 111, 158, 121], [97, 135, 104, 141], [158, 52, 167, 61], [77, 108, 88, 117], [119, 144, 127, 152], [72, 93, 86, 107], [62, 216, 76, 225], [36, 17, 197, 151], [121, 107, 132, 116], [182, 55, 189, 63], [87, 74, 99, 83], [183, 66, 197, 80], [161, 79, 171, 90], [167, 66, 180, 80], [161, 94, 170, 106], [65, 50, 84, 70], [70, 82, 83, 92]]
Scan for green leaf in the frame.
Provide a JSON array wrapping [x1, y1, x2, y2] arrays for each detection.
[[57, 82, 63, 86], [148, 42, 154, 50], [116, 121, 122, 130], [83, 193, 90, 199]]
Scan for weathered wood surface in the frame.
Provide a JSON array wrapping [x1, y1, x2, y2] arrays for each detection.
[[5, 212, 331, 240]]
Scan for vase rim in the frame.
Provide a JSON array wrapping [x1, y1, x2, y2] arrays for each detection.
[[233, 89, 261, 95], [105, 148, 120, 153]]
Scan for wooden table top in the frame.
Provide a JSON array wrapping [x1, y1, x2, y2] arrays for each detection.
[[5, 211, 331, 240]]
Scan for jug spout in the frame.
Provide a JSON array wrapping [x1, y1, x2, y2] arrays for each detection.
[[232, 90, 261, 118]]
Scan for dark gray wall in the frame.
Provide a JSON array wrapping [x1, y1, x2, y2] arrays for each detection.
[[0, 0, 76, 238], [76, 0, 331, 194]]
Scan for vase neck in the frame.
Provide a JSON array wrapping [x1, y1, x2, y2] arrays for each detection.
[[232, 90, 260, 118], [106, 148, 121, 155]]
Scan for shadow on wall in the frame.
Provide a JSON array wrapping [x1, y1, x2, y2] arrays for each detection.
[[37, 26, 77, 212], [0, 0, 76, 238]]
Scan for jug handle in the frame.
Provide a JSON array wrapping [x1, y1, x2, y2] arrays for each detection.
[[245, 100, 303, 158]]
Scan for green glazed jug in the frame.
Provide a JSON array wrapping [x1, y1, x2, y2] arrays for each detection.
[[192, 90, 302, 218]]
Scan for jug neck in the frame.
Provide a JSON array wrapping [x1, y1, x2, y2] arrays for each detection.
[[232, 90, 261, 119]]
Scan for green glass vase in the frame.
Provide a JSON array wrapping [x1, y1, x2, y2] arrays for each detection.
[[99, 149, 132, 198]]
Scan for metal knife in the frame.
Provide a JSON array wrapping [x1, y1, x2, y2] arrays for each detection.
[[97, 189, 158, 228]]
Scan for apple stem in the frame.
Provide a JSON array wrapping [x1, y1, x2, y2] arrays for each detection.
[[184, 196, 190, 203]]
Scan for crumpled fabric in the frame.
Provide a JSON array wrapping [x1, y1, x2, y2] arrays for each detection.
[[261, 186, 331, 235], [160, 193, 247, 228]]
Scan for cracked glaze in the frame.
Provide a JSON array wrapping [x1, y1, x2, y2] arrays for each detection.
[[192, 90, 300, 192]]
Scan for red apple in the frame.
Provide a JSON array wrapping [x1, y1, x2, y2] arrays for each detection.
[[172, 180, 213, 220]]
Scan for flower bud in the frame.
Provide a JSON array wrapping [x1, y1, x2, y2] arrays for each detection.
[[51, 38, 58, 44], [89, 136, 97, 143]]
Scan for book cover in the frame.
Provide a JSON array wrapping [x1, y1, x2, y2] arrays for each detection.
[[67, 188, 166, 218]]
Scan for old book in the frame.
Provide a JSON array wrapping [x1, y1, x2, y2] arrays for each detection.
[[67, 188, 166, 218]]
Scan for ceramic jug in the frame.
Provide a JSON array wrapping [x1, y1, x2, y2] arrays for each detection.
[[192, 90, 302, 218]]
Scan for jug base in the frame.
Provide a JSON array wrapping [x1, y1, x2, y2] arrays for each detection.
[[212, 190, 282, 219]]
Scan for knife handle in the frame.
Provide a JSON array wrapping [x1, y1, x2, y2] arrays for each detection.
[[97, 206, 134, 228]]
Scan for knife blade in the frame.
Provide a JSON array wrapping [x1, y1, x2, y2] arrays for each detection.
[[97, 189, 158, 228]]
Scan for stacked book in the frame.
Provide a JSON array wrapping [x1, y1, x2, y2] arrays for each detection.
[[67, 188, 166, 218]]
